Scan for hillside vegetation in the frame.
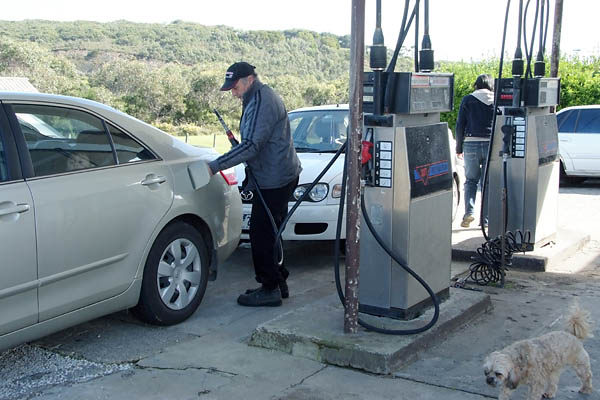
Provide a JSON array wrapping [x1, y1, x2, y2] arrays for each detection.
[[0, 20, 598, 137]]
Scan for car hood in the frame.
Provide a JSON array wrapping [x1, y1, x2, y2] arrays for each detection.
[[235, 152, 345, 186]]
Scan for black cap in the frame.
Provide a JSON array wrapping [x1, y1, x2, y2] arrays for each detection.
[[220, 62, 256, 91]]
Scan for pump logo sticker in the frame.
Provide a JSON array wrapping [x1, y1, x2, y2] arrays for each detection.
[[413, 160, 449, 186]]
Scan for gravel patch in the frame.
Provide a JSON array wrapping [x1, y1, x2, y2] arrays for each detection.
[[0, 344, 132, 400]]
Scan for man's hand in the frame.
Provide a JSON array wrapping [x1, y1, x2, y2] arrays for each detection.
[[457, 153, 464, 160]]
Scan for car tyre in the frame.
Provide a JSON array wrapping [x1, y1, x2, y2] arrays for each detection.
[[560, 161, 585, 185], [133, 222, 209, 326]]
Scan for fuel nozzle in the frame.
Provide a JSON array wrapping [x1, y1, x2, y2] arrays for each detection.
[[361, 128, 375, 186], [500, 119, 514, 158]]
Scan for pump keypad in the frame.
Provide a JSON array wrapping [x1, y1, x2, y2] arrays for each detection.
[[375, 141, 393, 187], [512, 117, 526, 158]]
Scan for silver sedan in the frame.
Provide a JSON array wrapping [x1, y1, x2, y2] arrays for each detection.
[[0, 92, 242, 351]]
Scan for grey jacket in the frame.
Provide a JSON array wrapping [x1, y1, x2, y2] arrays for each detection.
[[209, 79, 301, 190]]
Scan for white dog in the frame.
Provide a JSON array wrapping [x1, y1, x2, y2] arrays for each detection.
[[483, 303, 593, 399]]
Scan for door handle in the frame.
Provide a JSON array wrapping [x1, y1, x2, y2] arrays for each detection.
[[0, 203, 30, 217], [141, 174, 166, 186]]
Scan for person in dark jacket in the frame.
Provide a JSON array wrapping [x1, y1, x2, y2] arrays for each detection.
[[455, 74, 495, 228], [208, 62, 302, 307]]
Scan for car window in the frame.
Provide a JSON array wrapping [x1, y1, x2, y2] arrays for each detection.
[[290, 110, 348, 152], [575, 109, 600, 134], [557, 109, 577, 134], [107, 123, 156, 164], [14, 104, 117, 176], [556, 110, 570, 130], [0, 135, 7, 182]]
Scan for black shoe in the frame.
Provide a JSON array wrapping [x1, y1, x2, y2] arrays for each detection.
[[245, 286, 261, 295], [279, 280, 289, 299], [237, 286, 282, 307], [245, 280, 289, 299]]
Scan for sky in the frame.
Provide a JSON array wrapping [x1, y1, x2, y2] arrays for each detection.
[[2, 0, 598, 62]]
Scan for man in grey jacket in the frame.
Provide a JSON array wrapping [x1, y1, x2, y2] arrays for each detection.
[[209, 62, 301, 307]]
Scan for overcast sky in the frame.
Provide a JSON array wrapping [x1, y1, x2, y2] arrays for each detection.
[[2, 0, 598, 62]]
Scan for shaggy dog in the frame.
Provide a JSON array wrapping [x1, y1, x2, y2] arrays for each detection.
[[483, 303, 593, 399]]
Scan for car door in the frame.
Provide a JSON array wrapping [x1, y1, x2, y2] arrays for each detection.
[[570, 109, 600, 173], [8, 103, 174, 321], [0, 105, 38, 335]]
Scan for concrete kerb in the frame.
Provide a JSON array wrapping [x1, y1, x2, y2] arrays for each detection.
[[248, 289, 492, 375], [452, 228, 590, 272]]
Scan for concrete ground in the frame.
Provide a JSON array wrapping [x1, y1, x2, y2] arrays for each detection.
[[1, 179, 600, 399]]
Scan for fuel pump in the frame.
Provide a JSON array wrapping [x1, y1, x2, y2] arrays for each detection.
[[485, 0, 560, 251], [487, 79, 560, 249], [464, 0, 560, 287], [358, 0, 454, 320]]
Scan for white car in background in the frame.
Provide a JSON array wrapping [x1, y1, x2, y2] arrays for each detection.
[[556, 105, 600, 184], [236, 104, 462, 242]]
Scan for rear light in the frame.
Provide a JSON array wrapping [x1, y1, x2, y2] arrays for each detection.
[[219, 168, 238, 186]]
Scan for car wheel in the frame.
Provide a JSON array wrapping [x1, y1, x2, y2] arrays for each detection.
[[134, 222, 209, 326], [560, 162, 585, 185], [452, 174, 460, 222]]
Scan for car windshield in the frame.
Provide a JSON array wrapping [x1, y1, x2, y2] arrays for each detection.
[[289, 109, 348, 153]]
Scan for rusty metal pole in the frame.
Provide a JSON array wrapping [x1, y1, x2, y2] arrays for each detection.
[[344, 0, 365, 334], [550, 0, 564, 78]]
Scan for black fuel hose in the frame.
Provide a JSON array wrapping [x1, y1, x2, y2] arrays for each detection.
[[244, 170, 284, 266], [480, 0, 512, 241], [274, 141, 347, 258]]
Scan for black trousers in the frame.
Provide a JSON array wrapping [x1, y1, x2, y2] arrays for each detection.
[[249, 177, 298, 289]]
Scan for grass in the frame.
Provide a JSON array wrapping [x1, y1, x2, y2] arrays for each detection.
[[175, 133, 233, 154]]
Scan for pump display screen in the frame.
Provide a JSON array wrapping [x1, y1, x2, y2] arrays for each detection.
[[405, 124, 453, 199]]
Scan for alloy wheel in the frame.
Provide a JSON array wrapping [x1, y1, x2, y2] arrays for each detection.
[[156, 238, 202, 310]]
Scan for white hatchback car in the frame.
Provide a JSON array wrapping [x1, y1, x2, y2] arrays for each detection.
[[236, 104, 462, 241], [557, 105, 600, 184], [0, 92, 242, 351]]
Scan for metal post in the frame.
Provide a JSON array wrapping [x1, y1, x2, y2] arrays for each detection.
[[345, 0, 365, 334], [550, 0, 563, 78]]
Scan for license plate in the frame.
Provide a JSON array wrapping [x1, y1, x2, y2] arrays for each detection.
[[242, 213, 251, 230]]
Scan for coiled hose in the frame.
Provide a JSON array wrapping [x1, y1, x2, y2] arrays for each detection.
[[468, 230, 530, 285]]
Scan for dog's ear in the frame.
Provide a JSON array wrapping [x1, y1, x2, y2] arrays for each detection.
[[506, 368, 519, 390]]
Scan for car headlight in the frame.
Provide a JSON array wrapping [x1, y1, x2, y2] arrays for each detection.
[[293, 183, 329, 202]]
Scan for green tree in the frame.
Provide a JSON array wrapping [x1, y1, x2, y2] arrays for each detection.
[[0, 39, 88, 96]]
